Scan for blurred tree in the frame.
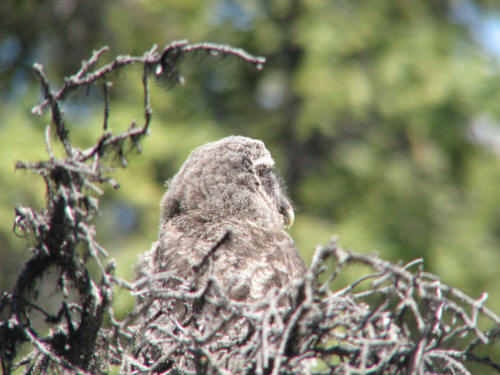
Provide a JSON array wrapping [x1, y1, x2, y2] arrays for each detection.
[[1, 5, 500, 370]]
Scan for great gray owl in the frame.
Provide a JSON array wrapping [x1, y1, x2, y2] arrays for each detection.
[[133, 136, 306, 371], [138, 135, 305, 301]]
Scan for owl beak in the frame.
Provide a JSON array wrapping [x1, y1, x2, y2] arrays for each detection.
[[280, 205, 295, 228]]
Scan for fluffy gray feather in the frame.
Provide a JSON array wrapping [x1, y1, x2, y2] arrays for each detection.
[[139, 135, 305, 301], [133, 136, 306, 372]]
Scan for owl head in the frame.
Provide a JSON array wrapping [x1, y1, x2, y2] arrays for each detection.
[[160, 136, 294, 230]]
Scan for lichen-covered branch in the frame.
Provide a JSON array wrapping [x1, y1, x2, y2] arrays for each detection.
[[0, 41, 266, 375], [1, 40, 498, 375], [130, 238, 500, 374]]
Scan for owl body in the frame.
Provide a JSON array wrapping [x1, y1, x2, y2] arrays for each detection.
[[134, 136, 305, 371], [140, 136, 305, 301]]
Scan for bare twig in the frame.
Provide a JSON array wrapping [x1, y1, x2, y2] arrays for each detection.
[[0, 41, 267, 375], [2, 40, 499, 375], [132, 240, 500, 374]]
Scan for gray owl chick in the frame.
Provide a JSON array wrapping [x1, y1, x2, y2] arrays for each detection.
[[139, 135, 305, 301], [133, 136, 306, 372]]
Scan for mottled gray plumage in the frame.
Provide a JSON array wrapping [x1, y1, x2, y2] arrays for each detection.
[[133, 136, 306, 372], [140, 135, 305, 301]]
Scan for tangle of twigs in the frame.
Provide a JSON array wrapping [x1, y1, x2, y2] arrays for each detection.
[[130, 239, 500, 374], [0, 41, 265, 375], [0, 41, 499, 375]]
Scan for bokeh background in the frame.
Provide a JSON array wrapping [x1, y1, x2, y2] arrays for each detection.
[[1, 1, 500, 367]]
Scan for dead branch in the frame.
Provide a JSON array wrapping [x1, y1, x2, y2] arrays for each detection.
[[1, 40, 498, 375], [0, 41, 266, 375]]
